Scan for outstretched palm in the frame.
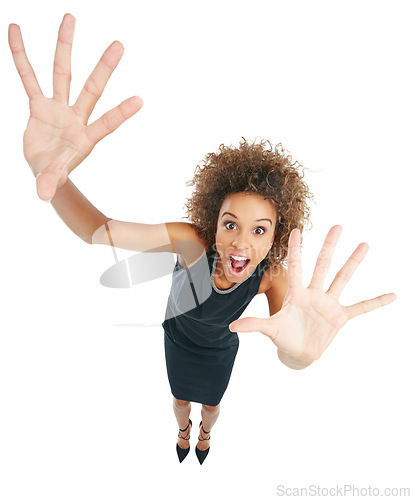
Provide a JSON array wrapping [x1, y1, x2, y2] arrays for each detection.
[[230, 225, 396, 365], [8, 13, 143, 201]]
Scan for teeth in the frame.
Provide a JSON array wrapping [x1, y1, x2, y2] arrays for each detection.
[[230, 255, 248, 261]]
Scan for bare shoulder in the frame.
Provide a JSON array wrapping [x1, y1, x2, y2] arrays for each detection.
[[165, 222, 208, 268], [257, 264, 288, 294], [165, 222, 207, 246]]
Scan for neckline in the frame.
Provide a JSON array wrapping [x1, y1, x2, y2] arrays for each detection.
[[209, 253, 256, 295]]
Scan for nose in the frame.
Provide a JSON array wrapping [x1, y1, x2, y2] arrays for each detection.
[[231, 231, 250, 250]]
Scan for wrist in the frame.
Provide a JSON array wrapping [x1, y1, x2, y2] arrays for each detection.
[[277, 349, 313, 370]]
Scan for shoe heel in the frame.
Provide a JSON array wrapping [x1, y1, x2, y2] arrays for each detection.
[[195, 420, 210, 465], [176, 418, 192, 463]]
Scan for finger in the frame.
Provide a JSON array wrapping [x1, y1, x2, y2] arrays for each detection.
[[326, 242, 369, 299], [287, 228, 303, 289], [309, 225, 342, 290], [86, 96, 143, 145], [74, 41, 125, 123], [53, 13, 75, 104], [344, 292, 397, 320], [8, 23, 43, 99], [35, 170, 60, 202], [228, 318, 264, 332], [229, 316, 272, 334]]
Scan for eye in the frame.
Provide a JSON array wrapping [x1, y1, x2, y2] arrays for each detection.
[[253, 227, 266, 235], [224, 221, 237, 230]]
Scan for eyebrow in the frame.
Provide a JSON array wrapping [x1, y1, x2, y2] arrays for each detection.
[[221, 211, 273, 226]]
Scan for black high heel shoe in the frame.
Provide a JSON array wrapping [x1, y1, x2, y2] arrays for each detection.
[[195, 420, 210, 465], [176, 418, 192, 463]]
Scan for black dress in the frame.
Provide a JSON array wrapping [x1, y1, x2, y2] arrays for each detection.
[[162, 250, 268, 406]]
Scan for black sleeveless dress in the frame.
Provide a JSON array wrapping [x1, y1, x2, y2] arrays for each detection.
[[162, 250, 268, 406]]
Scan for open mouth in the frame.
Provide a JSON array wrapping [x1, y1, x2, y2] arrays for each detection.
[[227, 255, 251, 277]]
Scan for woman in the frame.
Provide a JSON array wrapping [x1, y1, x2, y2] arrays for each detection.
[[8, 13, 396, 465]]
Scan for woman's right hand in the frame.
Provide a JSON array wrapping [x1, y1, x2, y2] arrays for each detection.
[[8, 13, 143, 201]]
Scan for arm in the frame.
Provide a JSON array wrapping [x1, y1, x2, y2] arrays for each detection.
[[50, 178, 206, 260], [91, 219, 207, 264], [264, 266, 288, 316], [50, 178, 110, 243], [10, 15, 206, 261], [230, 227, 396, 370]]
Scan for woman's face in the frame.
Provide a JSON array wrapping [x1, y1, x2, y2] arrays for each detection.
[[214, 192, 277, 284]]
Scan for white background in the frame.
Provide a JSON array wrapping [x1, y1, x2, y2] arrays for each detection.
[[1, 1, 409, 498]]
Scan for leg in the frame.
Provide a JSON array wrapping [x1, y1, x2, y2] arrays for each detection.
[[173, 396, 192, 450], [197, 403, 220, 451]]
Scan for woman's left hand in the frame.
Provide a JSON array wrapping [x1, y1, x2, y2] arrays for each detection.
[[229, 225, 397, 367]]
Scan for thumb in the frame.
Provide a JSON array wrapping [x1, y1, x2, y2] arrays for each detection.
[[36, 171, 59, 202], [229, 316, 270, 333]]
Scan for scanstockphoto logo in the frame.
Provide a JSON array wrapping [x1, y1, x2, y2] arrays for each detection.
[[275, 484, 411, 497], [99, 238, 287, 290], [98, 232, 289, 324], [99, 240, 211, 290]]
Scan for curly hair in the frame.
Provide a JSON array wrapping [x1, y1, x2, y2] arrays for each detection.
[[184, 137, 314, 268]]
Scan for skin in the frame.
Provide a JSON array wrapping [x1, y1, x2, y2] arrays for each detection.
[[213, 192, 277, 290], [176, 192, 280, 452], [8, 14, 143, 202], [176, 193, 397, 452], [208, 192, 398, 373], [9, 13, 398, 458], [230, 225, 397, 369]]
